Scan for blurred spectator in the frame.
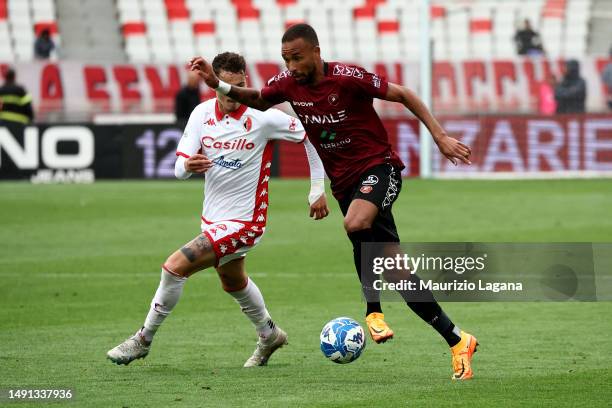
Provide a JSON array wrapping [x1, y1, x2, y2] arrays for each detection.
[[174, 71, 201, 127], [538, 76, 557, 115], [0, 68, 34, 125], [34, 28, 55, 60], [554, 60, 586, 114], [514, 19, 544, 56], [602, 46, 612, 110]]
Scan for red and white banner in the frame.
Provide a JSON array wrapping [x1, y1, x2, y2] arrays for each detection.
[[278, 115, 612, 177], [1, 57, 611, 118]]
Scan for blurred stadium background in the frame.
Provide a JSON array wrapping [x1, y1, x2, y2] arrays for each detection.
[[0, 0, 611, 181]]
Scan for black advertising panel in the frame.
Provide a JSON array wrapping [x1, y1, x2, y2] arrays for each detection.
[[0, 124, 194, 181]]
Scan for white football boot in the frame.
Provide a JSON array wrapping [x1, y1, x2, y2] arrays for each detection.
[[107, 331, 151, 365], [243, 327, 288, 367]]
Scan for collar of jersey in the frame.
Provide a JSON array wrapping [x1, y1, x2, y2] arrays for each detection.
[[215, 100, 247, 122]]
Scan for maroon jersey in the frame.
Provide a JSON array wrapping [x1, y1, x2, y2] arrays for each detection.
[[261, 61, 405, 198]]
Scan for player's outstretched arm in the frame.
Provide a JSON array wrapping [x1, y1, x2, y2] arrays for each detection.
[[384, 82, 472, 165], [190, 57, 274, 111]]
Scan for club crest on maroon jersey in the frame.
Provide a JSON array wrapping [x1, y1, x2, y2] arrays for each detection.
[[328, 93, 339, 106]]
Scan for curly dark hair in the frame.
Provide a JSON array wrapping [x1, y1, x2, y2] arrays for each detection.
[[282, 23, 319, 46], [212, 52, 246, 75]]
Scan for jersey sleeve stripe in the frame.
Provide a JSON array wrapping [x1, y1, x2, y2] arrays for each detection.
[[176, 152, 190, 158]]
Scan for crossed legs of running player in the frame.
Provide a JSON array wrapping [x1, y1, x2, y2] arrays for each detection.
[[107, 230, 287, 367]]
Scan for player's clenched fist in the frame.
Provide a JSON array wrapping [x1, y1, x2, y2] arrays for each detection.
[[184, 154, 213, 174], [190, 57, 219, 89], [309, 194, 330, 221]]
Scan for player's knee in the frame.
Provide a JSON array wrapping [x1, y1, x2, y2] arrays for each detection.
[[343, 216, 372, 233], [164, 251, 191, 277]]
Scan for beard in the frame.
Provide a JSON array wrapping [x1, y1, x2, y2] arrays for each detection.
[[292, 65, 316, 84]]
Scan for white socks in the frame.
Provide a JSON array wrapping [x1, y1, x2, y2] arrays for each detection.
[[227, 278, 275, 339], [141, 268, 187, 342], [139, 271, 273, 343]]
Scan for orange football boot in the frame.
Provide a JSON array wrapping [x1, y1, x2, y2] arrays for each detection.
[[365, 312, 394, 343], [450, 331, 479, 380]]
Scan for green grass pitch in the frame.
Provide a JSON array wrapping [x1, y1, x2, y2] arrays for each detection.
[[1, 178, 611, 407]]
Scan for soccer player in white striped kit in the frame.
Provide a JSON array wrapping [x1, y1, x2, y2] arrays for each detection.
[[107, 52, 328, 367]]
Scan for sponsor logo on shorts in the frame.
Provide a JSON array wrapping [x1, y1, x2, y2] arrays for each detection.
[[213, 156, 243, 170], [362, 175, 379, 186], [360, 185, 373, 194]]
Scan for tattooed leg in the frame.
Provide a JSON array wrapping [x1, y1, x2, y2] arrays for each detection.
[[105, 234, 217, 351], [165, 234, 217, 277]]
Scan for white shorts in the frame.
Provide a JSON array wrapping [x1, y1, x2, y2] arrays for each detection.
[[200, 217, 266, 267]]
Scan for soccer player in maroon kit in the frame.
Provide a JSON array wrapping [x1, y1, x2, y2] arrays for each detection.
[[191, 24, 479, 380]]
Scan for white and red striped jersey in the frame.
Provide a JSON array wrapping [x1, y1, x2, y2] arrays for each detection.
[[176, 98, 306, 224]]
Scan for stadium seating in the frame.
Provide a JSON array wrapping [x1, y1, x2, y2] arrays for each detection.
[[113, 0, 594, 63], [0, 0, 596, 63], [1, 0, 60, 61]]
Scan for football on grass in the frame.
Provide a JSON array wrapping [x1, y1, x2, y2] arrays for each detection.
[[320, 317, 366, 364]]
